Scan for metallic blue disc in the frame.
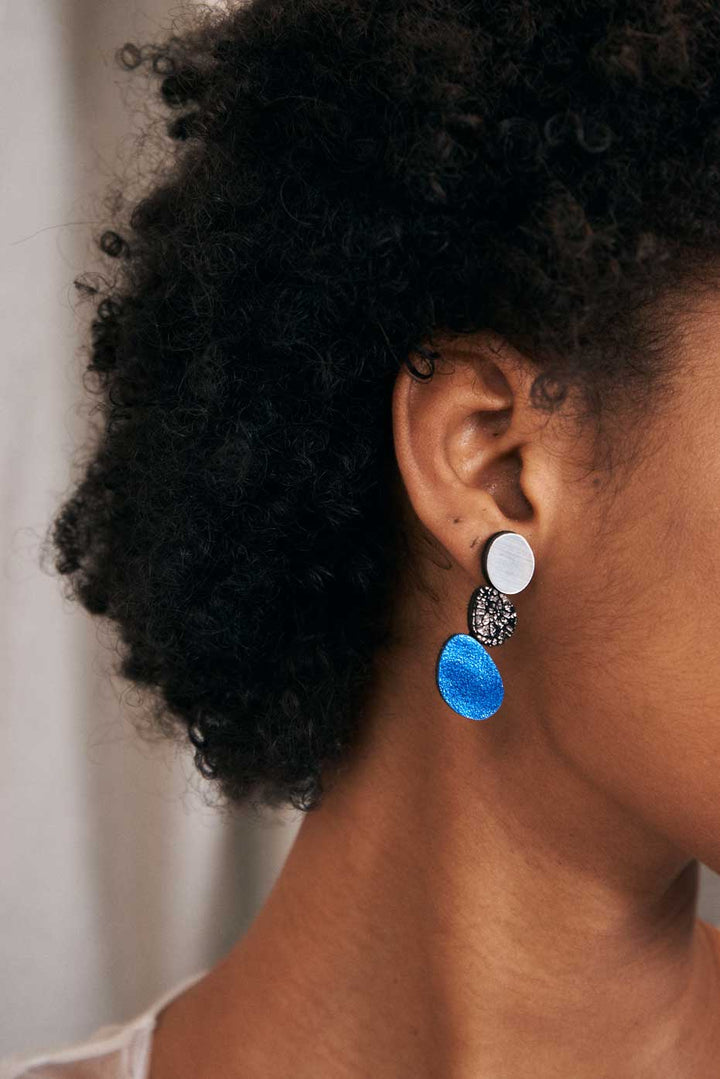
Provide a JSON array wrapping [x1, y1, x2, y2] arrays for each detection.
[[436, 633, 504, 720]]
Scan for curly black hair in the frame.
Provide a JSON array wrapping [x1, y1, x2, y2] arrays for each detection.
[[46, 0, 720, 814]]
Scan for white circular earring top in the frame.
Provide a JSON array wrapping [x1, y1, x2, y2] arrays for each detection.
[[483, 531, 535, 594]]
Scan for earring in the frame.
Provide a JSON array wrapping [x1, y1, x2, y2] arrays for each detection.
[[435, 530, 535, 720]]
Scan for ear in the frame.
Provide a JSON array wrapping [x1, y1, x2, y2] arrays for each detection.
[[392, 331, 560, 583]]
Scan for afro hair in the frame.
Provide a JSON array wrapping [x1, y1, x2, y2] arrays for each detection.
[[47, 0, 720, 813]]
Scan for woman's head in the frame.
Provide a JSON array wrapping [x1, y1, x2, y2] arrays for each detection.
[[47, 0, 720, 833]]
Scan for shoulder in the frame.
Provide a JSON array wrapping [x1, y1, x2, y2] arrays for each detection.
[[0, 1018, 149, 1079], [699, 917, 720, 963], [0, 970, 209, 1079]]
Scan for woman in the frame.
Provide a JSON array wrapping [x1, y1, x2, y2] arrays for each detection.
[[5, 0, 720, 1075]]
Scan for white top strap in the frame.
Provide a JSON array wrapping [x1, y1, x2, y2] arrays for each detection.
[[0, 968, 209, 1079]]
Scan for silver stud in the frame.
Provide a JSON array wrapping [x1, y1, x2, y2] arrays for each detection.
[[482, 531, 535, 595]]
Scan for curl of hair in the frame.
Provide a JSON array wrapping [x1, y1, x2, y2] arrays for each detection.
[[48, 0, 720, 813]]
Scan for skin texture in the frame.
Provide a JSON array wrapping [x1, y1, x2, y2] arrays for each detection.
[[148, 301, 720, 1078]]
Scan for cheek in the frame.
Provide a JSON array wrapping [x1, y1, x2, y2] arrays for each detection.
[[533, 469, 720, 868]]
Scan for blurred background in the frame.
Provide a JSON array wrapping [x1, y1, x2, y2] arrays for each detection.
[[0, 0, 301, 1056], [3, 0, 720, 1059]]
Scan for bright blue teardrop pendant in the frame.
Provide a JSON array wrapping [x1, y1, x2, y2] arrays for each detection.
[[436, 633, 504, 720]]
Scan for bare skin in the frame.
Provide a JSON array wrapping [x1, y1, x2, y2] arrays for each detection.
[[150, 301, 720, 1078]]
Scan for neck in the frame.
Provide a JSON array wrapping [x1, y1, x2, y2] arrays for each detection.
[[191, 631, 720, 1078]]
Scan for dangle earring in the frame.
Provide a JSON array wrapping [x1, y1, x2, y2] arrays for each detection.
[[435, 530, 535, 720]]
